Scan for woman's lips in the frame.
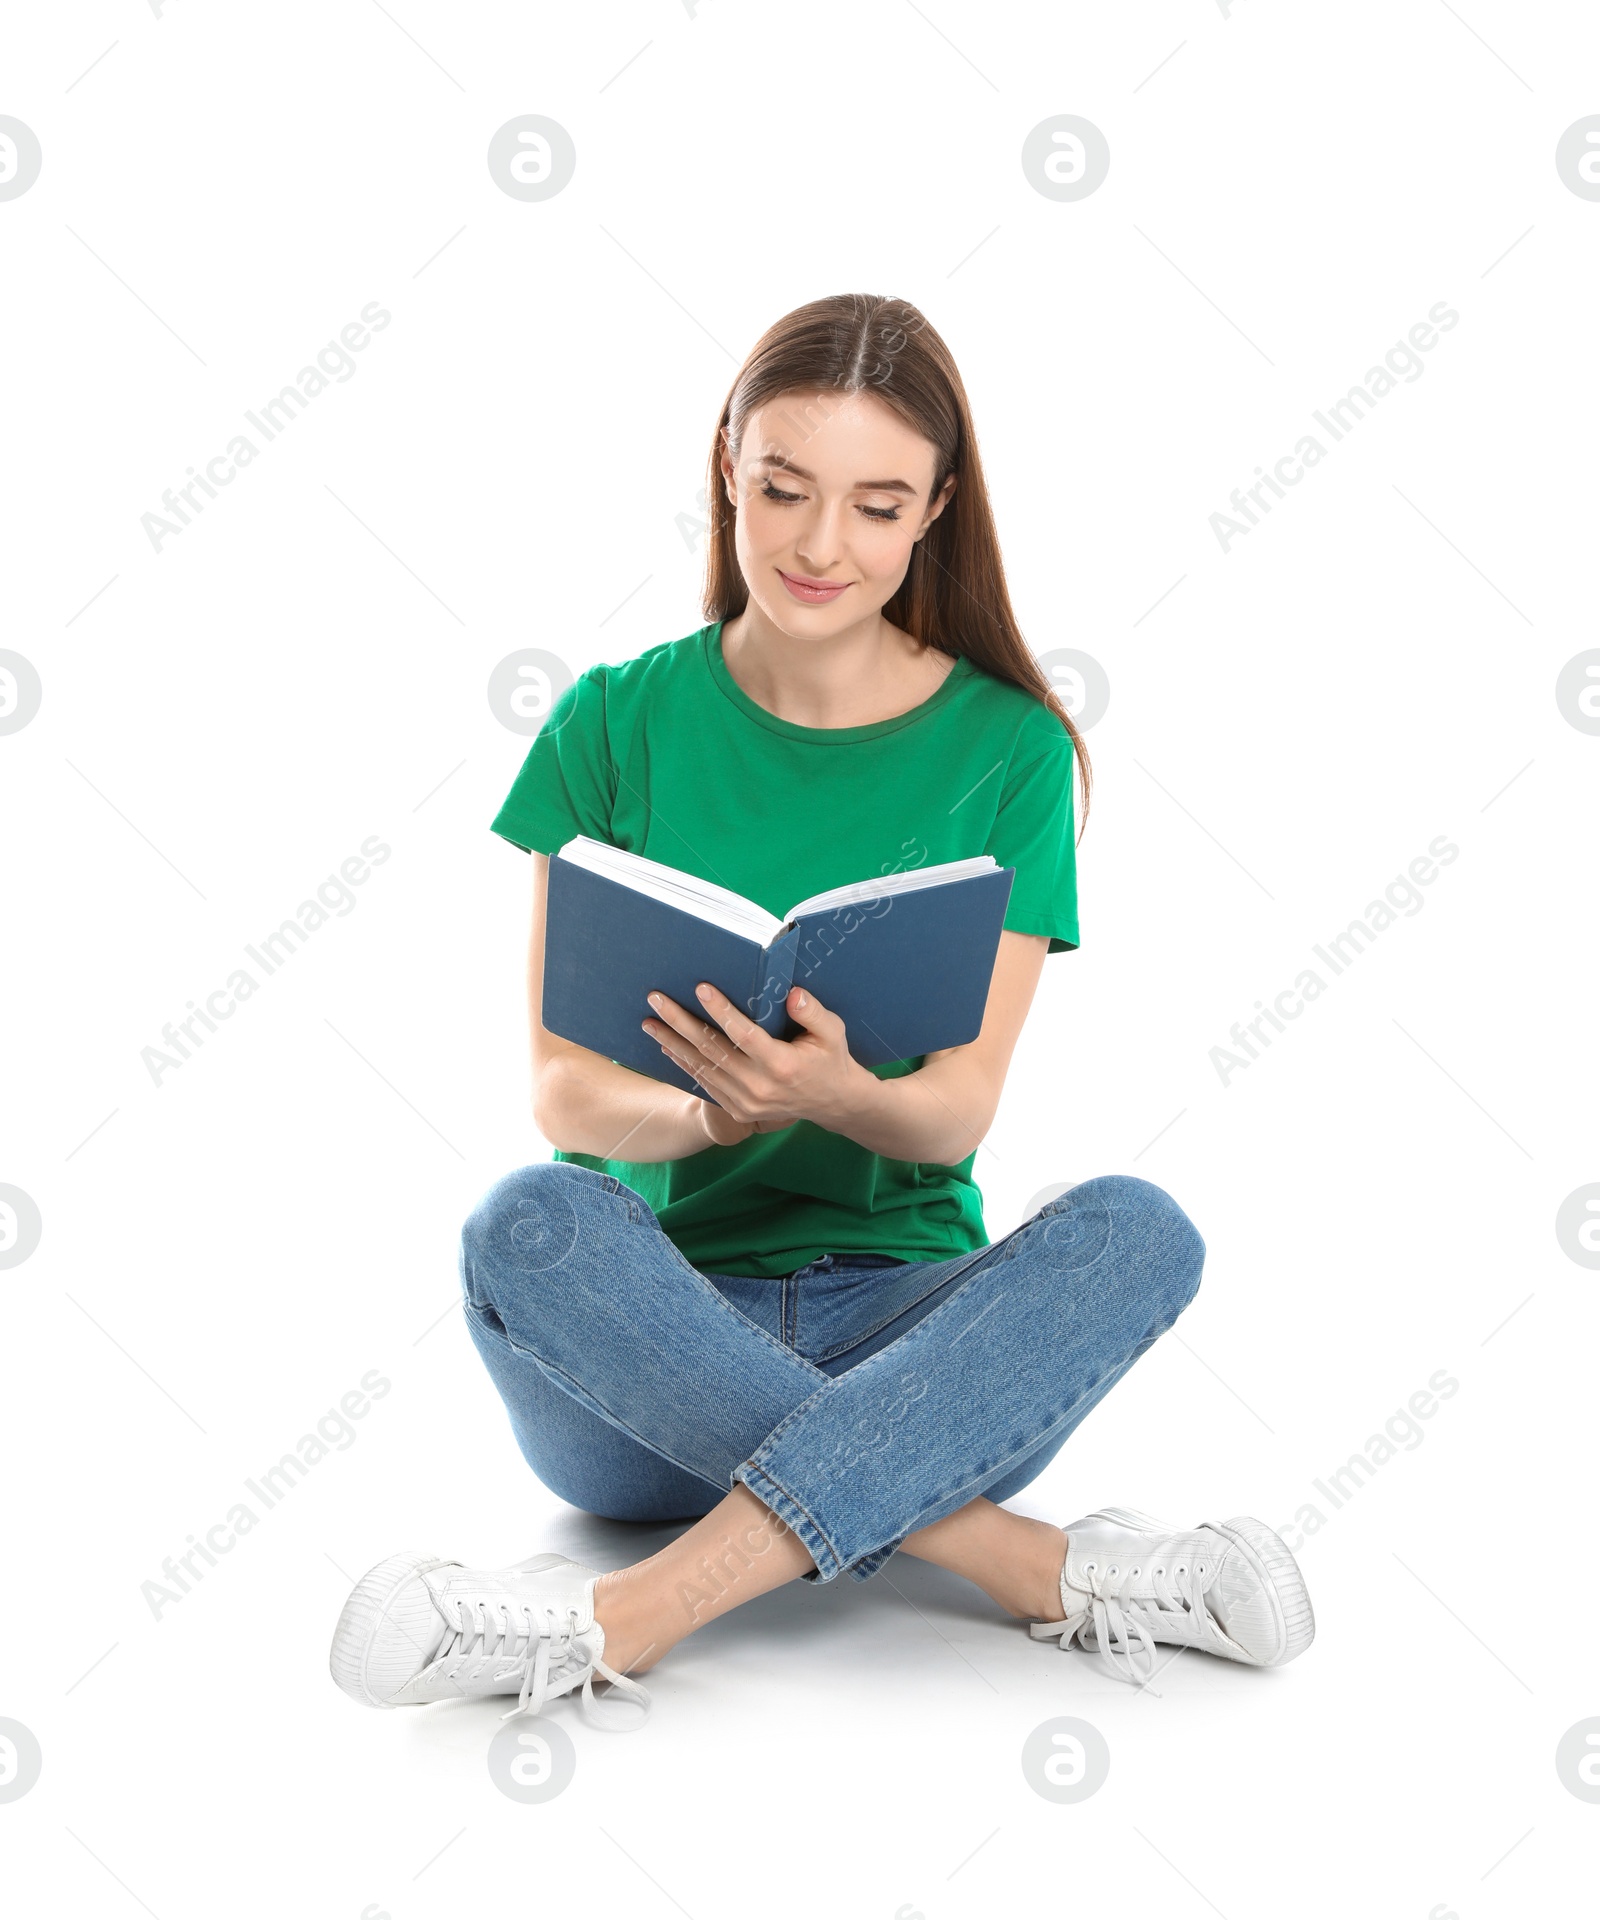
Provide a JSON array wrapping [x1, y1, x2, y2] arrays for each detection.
[[777, 569, 849, 604]]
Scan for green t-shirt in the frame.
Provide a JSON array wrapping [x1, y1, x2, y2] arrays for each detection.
[[490, 619, 1079, 1279]]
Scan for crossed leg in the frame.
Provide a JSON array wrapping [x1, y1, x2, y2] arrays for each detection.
[[460, 1161, 1205, 1675]]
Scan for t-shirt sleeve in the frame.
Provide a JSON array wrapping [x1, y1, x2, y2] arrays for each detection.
[[987, 727, 1080, 954], [489, 668, 617, 854]]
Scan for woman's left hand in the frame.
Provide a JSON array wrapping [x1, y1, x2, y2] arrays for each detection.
[[641, 981, 868, 1133]]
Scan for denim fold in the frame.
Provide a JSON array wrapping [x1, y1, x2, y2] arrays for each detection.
[[460, 1161, 1205, 1583]]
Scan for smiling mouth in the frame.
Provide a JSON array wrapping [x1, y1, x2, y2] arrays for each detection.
[[777, 569, 849, 600]]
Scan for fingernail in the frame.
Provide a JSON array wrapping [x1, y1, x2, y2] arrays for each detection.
[[648, 993, 661, 1007]]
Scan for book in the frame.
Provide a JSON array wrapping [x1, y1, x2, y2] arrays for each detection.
[[541, 835, 1016, 1101]]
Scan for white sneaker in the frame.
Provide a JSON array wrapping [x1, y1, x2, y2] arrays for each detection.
[[329, 1549, 650, 1727], [1029, 1506, 1315, 1684]]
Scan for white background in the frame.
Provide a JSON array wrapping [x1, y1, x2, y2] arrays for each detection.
[[3, 2, 1597, 1914]]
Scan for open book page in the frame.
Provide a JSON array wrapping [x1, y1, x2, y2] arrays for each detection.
[[554, 836, 784, 943], [554, 837, 999, 946], [785, 856, 998, 922]]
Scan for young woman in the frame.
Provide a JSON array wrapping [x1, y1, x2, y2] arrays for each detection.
[[329, 294, 1314, 1726]]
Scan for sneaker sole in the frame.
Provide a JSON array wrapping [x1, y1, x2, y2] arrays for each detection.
[[1086, 1506, 1315, 1668], [1210, 1515, 1315, 1665], [328, 1549, 452, 1708]]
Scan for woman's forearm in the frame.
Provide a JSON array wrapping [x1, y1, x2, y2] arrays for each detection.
[[820, 1057, 994, 1168], [534, 1052, 716, 1164], [535, 1044, 991, 1170]]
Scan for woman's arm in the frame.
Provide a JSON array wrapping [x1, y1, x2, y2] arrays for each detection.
[[831, 929, 1050, 1164], [644, 929, 1050, 1167], [526, 852, 757, 1161]]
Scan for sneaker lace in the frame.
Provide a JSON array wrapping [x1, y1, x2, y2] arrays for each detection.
[[1029, 1553, 1212, 1684], [437, 1596, 651, 1728]]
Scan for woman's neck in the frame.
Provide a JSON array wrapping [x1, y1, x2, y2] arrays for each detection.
[[719, 606, 957, 729]]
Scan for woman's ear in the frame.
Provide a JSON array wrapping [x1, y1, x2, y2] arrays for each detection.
[[718, 426, 738, 507], [916, 472, 957, 539]]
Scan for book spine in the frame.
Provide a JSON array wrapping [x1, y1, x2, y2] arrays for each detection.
[[751, 926, 800, 1037]]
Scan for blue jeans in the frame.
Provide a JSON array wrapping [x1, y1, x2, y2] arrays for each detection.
[[460, 1162, 1205, 1583]]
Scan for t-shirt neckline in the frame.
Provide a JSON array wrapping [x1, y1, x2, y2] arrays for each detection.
[[702, 619, 973, 743]]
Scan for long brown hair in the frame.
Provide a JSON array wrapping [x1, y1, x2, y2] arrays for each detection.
[[701, 292, 1091, 836]]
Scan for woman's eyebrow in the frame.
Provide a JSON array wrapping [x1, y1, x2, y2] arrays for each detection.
[[757, 450, 918, 496]]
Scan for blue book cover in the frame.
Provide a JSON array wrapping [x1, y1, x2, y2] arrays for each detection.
[[542, 842, 1016, 1101]]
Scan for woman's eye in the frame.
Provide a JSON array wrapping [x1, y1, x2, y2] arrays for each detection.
[[758, 478, 900, 524]]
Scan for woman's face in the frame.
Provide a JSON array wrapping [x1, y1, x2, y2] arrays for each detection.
[[720, 388, 955, 635]]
